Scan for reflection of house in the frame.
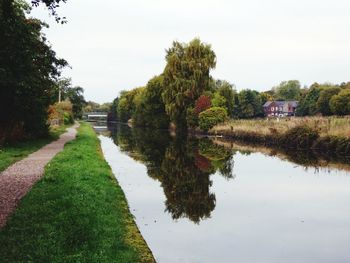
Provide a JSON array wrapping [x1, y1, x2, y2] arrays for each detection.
[[263, 101, 298, 117]]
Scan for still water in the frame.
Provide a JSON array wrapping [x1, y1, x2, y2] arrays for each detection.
[[98, 124, 350, 263]]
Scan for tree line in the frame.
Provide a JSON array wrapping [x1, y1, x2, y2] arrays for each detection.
[[111, 39, 350, 132], [0, 0, 85, 143]]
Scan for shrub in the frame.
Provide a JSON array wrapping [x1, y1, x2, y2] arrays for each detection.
[[199, 107, 227, 131], [194, 95, 211, 115], [282, 125, 319, 149], [48, 101, 74, 125], [63, 112, 74, 125]]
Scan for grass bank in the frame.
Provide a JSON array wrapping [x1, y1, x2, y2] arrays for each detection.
[[210, 116, 350, 157], [0, 123, 155, 263], [0, 125, 68, 172]]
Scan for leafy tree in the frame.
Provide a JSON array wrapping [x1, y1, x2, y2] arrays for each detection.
[[116, 88, 143, 122], [330, 89, 350, 115], [133, 76, 169, 128], [237, 89, 263, 118], [0, 0, 67, 141], [31, 0, 68, 23], [214, 80, 236, 117], [211, 92, 226, 108], [316, 86, 341, 116], [108, 97, 119, 121], [65, 86, 85, 119], [162, 38, 216, 131], [296, 83, 323, 116], [274, 80, 301, 100]]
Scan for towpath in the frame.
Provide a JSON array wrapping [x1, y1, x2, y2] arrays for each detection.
[[0, 124, 79, 227]]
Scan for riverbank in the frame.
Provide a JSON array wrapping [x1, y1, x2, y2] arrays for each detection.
[[0, 123, 155, 263], [209, 117, 350, 157], [0, 125, 69, 172]]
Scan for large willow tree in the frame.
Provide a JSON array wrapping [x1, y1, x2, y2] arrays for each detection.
[[162, 38, 216, 131]]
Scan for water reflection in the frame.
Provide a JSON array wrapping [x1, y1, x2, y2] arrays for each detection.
[[99, 124, 350, 263], [212, 138, 350, 173], [109, 124, 234, 223]]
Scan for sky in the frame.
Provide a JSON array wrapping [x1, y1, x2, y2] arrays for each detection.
[[31, 0, 350, 103]]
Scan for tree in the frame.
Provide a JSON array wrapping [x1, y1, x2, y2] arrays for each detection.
[[0, 0, 67, 141], [133, 75, 169, 128], [31, 0, 68, 23], [211, 92, 226, 108], [52, 78, 85, 118], [330, 89, 350, 115], [162, 38, 216, 131], [316, 86, 341, 116], [116, 88, 143, 122], [296, 83, 323, 116], [65, 86, 86, 118], [237, 90, 263, 118], [274, 80, 301, 100], [214, 80, 236, 117]]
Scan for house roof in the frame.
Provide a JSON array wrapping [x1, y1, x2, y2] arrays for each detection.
[[263, 100, 298, 107], [263, 101, 273, 107]]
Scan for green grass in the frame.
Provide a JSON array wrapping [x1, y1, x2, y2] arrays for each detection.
[[0, 123, 154, 263], [0, 125, 68, 172]]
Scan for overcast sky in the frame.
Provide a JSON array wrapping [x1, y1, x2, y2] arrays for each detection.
[[31, 0, 350, 103]]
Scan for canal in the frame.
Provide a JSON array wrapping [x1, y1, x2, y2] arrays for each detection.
[[98, 124, 350, 263]]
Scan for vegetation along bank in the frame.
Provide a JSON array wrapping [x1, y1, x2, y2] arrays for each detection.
[[0, 123, 155, 263], [210, 117, 350, 157], [104, 38, 349, 158]]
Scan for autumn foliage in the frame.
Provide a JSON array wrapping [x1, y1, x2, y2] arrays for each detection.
[[195, 95, 211, 115]]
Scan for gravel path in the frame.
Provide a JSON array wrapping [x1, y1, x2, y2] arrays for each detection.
[[0, 124, 79, 228]]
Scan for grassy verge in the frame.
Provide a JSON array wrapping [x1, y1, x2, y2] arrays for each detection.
[[0, 123, 155, 263], [210, 116, 350, 157], [0, 125, 68, 172]]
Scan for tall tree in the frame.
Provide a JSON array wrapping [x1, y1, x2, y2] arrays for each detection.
[[296, 83, 323, 116], [330, 89, 350, 115], [65, 86, 86, 119], [162, 38, 216, 131], [133, 75, 169, 128], [0, 0, 67, 141], [316, 86, 341, 116], [274, 80, 301, 100], [237, 90, 263, 118], [215, 80, 236, 117]]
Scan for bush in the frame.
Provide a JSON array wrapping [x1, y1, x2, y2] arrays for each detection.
[[194, 95, 211, 115], [199, 107, 227, 131], [282, 125, 319, 149], [48, 101, 74, 125], [63, 112, 74, 125]]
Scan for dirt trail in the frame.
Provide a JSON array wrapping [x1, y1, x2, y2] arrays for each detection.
[[0, 124, 79, 228]]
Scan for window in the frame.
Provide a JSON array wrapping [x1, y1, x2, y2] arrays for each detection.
[[271, 107, 274, 111]]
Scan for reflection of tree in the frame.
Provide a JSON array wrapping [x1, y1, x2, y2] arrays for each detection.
[[109, 125, 236, 223], [161, 137, 216, 223], [199, 139, 235, 179]]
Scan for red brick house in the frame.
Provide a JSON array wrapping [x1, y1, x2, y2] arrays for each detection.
[[263, 101, 298, 117]]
